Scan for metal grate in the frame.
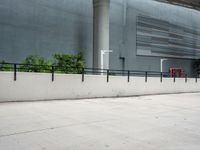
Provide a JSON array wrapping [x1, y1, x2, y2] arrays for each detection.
[[136, 15, 200, 59]]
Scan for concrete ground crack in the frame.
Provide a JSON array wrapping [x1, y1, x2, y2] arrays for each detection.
[[0, 119, 116, 138]]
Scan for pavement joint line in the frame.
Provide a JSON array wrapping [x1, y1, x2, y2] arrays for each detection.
[[0, 92, 200, 104], [0, 119, 117, 138]]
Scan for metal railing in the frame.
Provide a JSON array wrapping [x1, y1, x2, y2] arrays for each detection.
[[0, 62, 199, 83]]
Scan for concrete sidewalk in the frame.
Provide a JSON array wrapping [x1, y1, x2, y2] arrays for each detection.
[[0, 93, 200, 150]]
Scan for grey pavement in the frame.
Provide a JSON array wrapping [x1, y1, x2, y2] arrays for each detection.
[[0, 93, 200, 150]]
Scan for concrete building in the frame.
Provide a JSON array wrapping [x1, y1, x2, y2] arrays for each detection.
[[0, 0, 200, 75]]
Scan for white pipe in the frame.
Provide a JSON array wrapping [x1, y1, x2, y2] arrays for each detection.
[[160, 59, 168, 73]]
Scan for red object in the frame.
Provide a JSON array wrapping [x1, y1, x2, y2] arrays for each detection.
[[169, 67, 184, 78]]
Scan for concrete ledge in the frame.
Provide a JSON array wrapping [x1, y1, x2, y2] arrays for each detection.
[[0, 72, 199, 102]]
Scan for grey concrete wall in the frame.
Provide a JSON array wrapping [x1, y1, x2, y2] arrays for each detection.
[[109, 0, 200, 75], [0, 72, 199, 102], [0, 0, 200, 74], [0, 0, 93, 67]]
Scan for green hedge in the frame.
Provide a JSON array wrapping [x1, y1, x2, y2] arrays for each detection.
[[0, 61, 13, 71], [54, 52, 84, 74], [19, 55, 53, 72], [0, 52, 85, 74]]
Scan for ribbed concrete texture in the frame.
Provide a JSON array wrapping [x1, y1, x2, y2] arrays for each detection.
[[0, 93, 200, 150]]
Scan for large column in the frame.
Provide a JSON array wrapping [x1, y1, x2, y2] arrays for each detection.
[[93, 0, 110, 69]]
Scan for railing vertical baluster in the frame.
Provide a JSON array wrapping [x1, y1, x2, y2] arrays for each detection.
[[196, 75, 198, 83], [128, 70, 130, 82], [14, 64, 17, 81], [145, 72, 147, 82], [51, 66, 54, 82], [107, 70, 109, 82], [82, 68, 85, 82], [185, 74, 187, 83], [174, 73, 176, 83], [4, 63, 200, 84]]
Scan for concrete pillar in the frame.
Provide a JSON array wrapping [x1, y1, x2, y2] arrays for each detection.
[[93, 0, 110, 69]]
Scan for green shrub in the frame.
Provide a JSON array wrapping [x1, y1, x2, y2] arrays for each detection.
[[53, 52, 84, 74], [0, 61, 13, 71], [19, 55, 53, 72], [1, 52, 85, 74]]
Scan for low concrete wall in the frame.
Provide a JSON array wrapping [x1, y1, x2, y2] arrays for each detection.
[[0, 72, 199, 102]]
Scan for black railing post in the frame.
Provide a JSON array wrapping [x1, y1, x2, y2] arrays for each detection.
[[196, 75, 198, 83], [82, 68, 84, 82], [51, 66, 54, 82], [14, 64, 17, 81], [185, 74, 187, 83], [173, 73, 176, 83], [145, 72, 147, 82], [160, 72, 163, 83], [128, 70, 130, 82], [107, 70, 109, 82]]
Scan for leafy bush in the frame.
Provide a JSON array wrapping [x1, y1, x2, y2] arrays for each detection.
[[1, 52, 85, 74], [0, 61, 13, 71], [19, 55, 53, 72], [53, 52, 84, 74]]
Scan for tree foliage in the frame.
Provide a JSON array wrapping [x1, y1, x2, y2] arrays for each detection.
[[53, 52, 84, 73], [0, 52, 85, 73], [0, 61, 13, 71], [19, 55, 53, 72]]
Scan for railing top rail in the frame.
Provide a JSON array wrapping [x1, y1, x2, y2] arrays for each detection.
[[0, 62, 170, 74], [0, 62, 195, 76]]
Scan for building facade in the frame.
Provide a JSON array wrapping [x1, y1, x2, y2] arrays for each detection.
[[0, 0, 200, 74]]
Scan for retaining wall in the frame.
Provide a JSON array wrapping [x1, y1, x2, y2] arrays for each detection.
[[0, 72, 199, 102]]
